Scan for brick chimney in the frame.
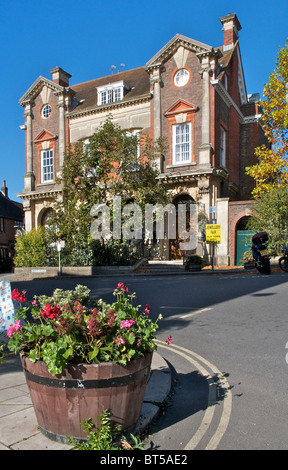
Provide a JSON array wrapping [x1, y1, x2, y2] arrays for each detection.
[[1, 180, 8, 198], [49, 66, 72, 87], [220, 13, 242, 51]]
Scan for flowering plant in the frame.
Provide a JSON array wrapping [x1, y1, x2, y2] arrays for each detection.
[[0, 283, 166, 376]]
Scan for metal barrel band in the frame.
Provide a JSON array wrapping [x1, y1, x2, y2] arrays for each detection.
[[23, 365, 150, 389]]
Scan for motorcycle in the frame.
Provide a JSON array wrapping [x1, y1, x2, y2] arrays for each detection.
[[251, 232, 271, 275], [279, 246, 288, 272]]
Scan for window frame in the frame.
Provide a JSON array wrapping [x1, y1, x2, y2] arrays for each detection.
[[97, 80, 129, 106], [41, 104, 52, 119], [174, 68, 190, 88], [220, 126, 227, 168], [172, 122, 192, 165], [41, 148, 54, 183]]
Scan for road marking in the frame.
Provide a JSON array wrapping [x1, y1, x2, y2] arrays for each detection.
[[180, 307, 212, 319], [156, 341, 232, 450]]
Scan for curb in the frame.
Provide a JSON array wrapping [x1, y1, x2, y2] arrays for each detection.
[[0, 352, 171, 450]]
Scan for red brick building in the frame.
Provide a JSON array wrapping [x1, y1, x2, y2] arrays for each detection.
[[0, 181, 24, 270], [18, 13, 267, 265]]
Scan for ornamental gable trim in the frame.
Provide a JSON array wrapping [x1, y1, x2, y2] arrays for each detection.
[[19, 77, 64, 106], [34, 129, 57, 143], [164, 99, 198, 117], [146, 34, 213, 67]]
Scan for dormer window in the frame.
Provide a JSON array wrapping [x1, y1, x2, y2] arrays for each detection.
[[97, 81, 129, 106]]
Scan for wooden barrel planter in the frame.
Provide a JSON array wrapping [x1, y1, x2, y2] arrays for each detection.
[[20, 352, 153, 442]]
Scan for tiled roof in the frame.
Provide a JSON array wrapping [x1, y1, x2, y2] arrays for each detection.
[[0, 193, 24, 220], [69, 67, 150, 117]]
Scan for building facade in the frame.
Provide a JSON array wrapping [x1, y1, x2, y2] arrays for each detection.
[[0, 181, 24, 270], [18, 13, 267, 265]]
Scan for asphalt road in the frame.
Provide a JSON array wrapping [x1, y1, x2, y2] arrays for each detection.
[[10, 271, 288, 450]]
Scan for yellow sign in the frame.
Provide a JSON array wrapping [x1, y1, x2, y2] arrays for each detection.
[[206, 224, 221, 244]]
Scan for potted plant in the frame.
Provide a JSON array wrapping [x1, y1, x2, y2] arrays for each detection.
[[185, 254, 203, 271], [0, 283, 166, 442], [241, 249, 254, 269]]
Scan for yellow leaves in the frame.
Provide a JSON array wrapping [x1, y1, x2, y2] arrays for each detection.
[[246, 143, 288, 198]]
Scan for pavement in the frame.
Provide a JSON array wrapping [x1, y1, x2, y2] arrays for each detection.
[[0, 261, 282, 450], [0, 350, 171, 450]]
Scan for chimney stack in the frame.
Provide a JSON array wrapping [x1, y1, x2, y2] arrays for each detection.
[[220, 13, 242, 51], [49, 66, 72, 87], [1, 180, 8, 198]]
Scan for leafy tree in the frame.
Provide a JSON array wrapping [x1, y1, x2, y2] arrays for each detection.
[[49, 117, 168, 254], [246, 38, 288, 197], [14, 227, 47, 267], [248, 186, 288, 254]]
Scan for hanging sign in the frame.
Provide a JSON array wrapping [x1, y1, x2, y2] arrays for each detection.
[[206, 224, 221, 244]]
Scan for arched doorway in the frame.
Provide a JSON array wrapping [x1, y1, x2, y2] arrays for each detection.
[[40, 208, 53, 228], [169, 194, 196, 260]]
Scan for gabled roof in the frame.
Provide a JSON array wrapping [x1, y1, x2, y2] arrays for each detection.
[[217, 42, 247, 105], [0, 193, 24, 220], [19, 76, 65, 106], [146, 33, 214, 67]]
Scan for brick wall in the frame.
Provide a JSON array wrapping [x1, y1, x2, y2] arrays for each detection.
[[160, 51, 203, 172], [32, 93, 60, 187]]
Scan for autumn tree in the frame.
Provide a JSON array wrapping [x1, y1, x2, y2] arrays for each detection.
[[248, 186, 288, 254], [246, 38, 288, 197], [48, 117, 168, 262]]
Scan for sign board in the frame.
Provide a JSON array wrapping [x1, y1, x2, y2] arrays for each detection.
[[0, 279, 15, 344], [206, 224, 221, 244]]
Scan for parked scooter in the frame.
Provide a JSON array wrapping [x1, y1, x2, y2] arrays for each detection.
[[251, 232, 271, 275], [279, 246, 288, 272]]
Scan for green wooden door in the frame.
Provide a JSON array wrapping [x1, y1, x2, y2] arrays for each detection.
[[236, 230, 254, 265]]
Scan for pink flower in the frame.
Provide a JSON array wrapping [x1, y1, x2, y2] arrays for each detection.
[[117, 337, 125, 345], [145, 304, 151, 315], [116, 282, 129, 293], [165, 335, 172, 345], [120, 319, 136, 329], [7, 320, 23, 338]]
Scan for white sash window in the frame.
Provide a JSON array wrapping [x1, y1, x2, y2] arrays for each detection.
[[173, 123, 191, 164], [41, 149, 54, 183]]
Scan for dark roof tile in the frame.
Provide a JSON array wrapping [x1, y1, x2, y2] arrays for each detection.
[[69, 67, 150, 116], [0, 193, 24, 220]]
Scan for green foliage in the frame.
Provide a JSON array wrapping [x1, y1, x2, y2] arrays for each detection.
[[14, 227, 47, 267], [246, 38, 288, 197], [185, 254, 203, 265], [5, 283, 161, 375], [67, 410, 147, 450], [48, 116, 169, 253], [91, 240, 138, 266], [248, 186, 288, 254]]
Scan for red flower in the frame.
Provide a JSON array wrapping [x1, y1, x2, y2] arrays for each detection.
[[165, 335, 172, 345], [88, 308, 100, 336], [11, 288, 27, 303], [40, 303, 61, 320], [145, 304, 151, 315], [116, 282, 129, 293]]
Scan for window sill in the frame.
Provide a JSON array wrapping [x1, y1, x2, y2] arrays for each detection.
[[167, 162, 196, 168], [37, 181, 55, 186]]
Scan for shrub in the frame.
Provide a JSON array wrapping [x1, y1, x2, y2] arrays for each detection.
[[14, 227, 47, 267], [185, 254, 203, 266]]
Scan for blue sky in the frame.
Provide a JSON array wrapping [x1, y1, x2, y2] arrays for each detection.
[[1, 0, 288, 202]]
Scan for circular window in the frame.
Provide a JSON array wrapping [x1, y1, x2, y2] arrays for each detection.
[[174, 68, 190, 87], [41, 104, 52, 119]]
